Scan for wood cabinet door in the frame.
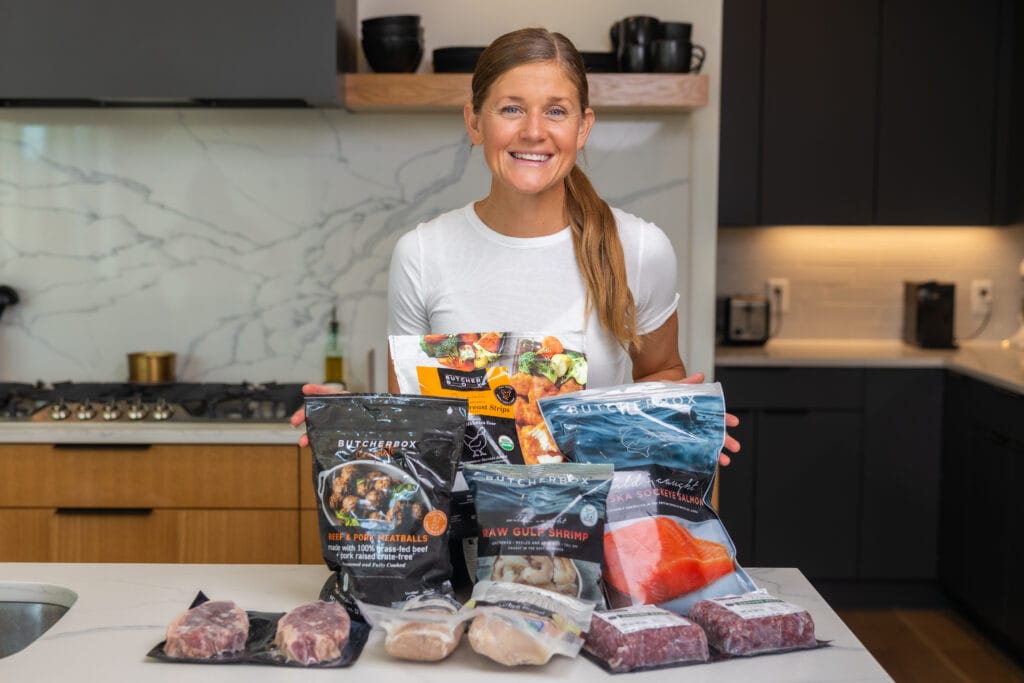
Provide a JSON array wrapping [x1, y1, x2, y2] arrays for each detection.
[[51, 509, 299, 563], [300, 508, 323, 565], [0, 509, 54, 561], [0, 444, 299, 508]]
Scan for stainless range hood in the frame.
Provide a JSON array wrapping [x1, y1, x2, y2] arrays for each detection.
[[0, 0, 337, 106]]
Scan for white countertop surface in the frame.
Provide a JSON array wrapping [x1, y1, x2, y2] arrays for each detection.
[[715, 339, 1024, 395], [0, 563, 891, 682]]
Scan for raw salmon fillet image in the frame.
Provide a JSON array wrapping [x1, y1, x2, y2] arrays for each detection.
[[603, 516, 734, 604]]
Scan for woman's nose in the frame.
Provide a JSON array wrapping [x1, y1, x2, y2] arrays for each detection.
[[520, 111, 546, 139]]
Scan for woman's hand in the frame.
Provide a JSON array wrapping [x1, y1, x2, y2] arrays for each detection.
[[679, 372, 741, 467], [289, 383, 348, 448]]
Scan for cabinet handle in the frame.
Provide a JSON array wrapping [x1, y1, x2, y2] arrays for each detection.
[[52, 444, 153, 451], [55, 508, 154, 516]]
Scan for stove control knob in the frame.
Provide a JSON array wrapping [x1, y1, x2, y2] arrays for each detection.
[[75, 401, 96, 421], [152, 398, 173, 421], [126, 401, 148, 421], [102, 400, 121, 421], [50, 399, 70, 421]]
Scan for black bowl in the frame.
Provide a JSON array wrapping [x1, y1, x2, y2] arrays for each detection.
[[362, 14, 420, 30], [581, 51, 618, 73], [432, 46, 486, 73], [363, 34, 424, 73]]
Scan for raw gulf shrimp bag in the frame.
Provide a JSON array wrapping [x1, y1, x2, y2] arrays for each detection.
[[538, 382, 756, 614]]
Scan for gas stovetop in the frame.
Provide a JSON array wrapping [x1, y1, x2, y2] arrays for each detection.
[[0, 382, 305, 423]]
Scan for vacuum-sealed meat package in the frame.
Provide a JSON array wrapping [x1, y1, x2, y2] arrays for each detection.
[[688, 590, 818, 656], [357, 593, 470, 662], [164, 599, 249, 660], [463, 462, 613, 603], [584, 605, 709, 672], [539, 382, 756, 614], [464, 580, 595, 666], [304, 394, 468, 612]]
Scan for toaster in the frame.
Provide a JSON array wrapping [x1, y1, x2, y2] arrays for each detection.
[[716, 296, 771, 345], [903, 281, 956, 348]]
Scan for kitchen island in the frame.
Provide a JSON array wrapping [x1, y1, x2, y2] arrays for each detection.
[[0, 563, 891, 681]]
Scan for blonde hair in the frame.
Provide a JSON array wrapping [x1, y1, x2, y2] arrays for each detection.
[[471, 28, 640, 351]]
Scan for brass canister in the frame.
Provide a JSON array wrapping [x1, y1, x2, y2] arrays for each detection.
[[127, 351, 176, 383]]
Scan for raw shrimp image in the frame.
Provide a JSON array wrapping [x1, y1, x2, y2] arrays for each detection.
[[490, 555, 580, 596]]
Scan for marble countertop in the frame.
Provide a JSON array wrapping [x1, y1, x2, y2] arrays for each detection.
[[0, 421, 302, 445], [0, 563, 891, 682], [715, 339, 1024, 395]]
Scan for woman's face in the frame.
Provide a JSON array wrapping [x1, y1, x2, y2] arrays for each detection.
[[465, 60, 595, 200]]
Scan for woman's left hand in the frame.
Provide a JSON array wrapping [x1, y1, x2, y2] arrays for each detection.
[[289, 383, 349, 448], [679, 372, 741, 466]]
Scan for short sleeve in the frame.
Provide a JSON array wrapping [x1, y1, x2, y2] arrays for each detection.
[[387, 229, 430, 335], [632, 222, 680, 335]]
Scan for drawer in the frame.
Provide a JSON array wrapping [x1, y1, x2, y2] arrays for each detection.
[[300, 508, 323, 565], [0, 444, 299, 508], [714, 367, 864, 410]]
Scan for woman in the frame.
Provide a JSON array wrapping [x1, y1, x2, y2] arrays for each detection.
[[296, 28, 737, 463]]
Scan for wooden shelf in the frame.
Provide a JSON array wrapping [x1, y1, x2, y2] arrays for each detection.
[[339, 72, 709, 113]]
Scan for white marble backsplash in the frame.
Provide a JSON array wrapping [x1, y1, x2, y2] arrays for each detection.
[[0, 109, 689, 386]]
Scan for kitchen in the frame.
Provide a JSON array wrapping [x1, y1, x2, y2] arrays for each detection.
[[0, 0, 1022, 680]]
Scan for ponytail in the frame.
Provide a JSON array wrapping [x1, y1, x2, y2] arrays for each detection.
[[565, 166, 640, 351]]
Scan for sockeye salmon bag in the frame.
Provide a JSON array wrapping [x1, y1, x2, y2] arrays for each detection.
[[389, 332, 588, 538], [538, 382, 756, 615], [462, 462, 613, 603], [304, 394, 468, 614]]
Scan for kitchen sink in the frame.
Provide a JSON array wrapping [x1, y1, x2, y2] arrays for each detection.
[[0, 583, 77, 659]]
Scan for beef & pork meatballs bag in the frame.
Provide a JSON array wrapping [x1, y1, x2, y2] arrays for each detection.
[[304, 394, 468, 613]]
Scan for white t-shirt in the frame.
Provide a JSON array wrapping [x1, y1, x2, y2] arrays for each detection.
[[387, 202, 680, 387]]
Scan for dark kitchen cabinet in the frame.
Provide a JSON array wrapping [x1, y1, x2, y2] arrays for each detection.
[[860, 369, 943, 578], [940, 373, 1024, 656], [718, 0, 1018, 225], [759, 0, 879, 225], [715, 366, 943, 582], [874, 0, 1001, 224]]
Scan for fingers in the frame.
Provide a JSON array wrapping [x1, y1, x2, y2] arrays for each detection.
[[718, 452, 732, 467], [725, 412, 740, 428], [723, 434, 740, 454], [679, 372, 706, 384], [289, 407, 305, 427], [298, 433, 309, 448], [290, 384, 347, 443]]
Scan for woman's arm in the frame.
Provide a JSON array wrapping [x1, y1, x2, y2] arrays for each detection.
[[630, 311, 687, 382]]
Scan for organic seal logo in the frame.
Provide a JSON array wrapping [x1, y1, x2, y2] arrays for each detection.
[[579, 504, 599, 527], [498, 435, 515, 451], [494, 384, 516, 405]]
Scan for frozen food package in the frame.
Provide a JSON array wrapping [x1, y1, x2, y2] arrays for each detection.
[[463, 462, 612, 603], [274, 601, 350, 665], [357, 593, 470, 662], [463, 580, 595, 666], [687, 590, 818, 656], [304, 394, 468, 612], [583, 605, 709, 673], [163, 599, 249, 660], [539, 382, 756, 614]]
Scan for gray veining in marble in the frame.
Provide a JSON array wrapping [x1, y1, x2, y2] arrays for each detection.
[[0, 109, 689, 387]]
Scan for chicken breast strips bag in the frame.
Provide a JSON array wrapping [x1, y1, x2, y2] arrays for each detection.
[[538, 382, 756, 614]]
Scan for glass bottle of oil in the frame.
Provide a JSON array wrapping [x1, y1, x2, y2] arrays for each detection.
[[324, 305, 344, 385]]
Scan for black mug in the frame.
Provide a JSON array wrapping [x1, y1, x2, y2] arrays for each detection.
[[651, 39, 706, 73], [619, 43, 647, 73]]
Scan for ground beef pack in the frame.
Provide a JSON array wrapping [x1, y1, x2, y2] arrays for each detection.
[[304, 394, 468, 613], [539, 382, 757, 615]]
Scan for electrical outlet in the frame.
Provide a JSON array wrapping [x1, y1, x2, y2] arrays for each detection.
[[765, 277, 790, 313], [970, 279, 994, 314]]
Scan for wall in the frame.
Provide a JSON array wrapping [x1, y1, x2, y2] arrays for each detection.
[[717, 224, 1024, 341], [0, 0, 724, 385]]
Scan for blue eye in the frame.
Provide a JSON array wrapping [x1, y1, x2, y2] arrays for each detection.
[[500, 105, 524, 115], [547, 107, 568, 118]]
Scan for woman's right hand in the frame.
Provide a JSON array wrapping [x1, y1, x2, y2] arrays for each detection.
[[290, 383, 348, 448]]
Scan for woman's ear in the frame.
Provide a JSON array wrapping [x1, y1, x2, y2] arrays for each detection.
[[577, 107, 596, 150], [464, 102, 484, 146]]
